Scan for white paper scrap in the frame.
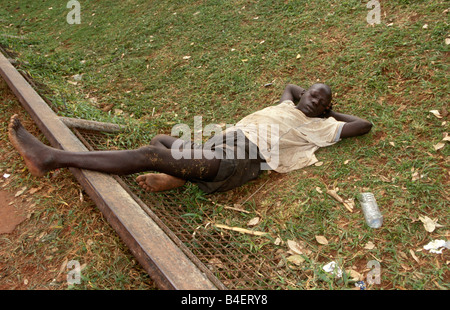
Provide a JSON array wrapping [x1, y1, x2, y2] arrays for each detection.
[[322, 261, 343, 278], [423, 239, 448, 254]]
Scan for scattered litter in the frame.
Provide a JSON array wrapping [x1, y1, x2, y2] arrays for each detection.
[[72, 74, 83, 81], [208, 257, 224, 270], [286, 254, 305, 266], [315, 235, 329, 245], [443, 132, 450, 142], [432, 132, 449, 151], [423, 239, 449, 254], [247, 217, 260, 227], [326, 188, 354, 212], [286, 239, 312, 256], [28, 187, 40, 194], [411, 168, 425, 181], [358, 192, 382, 228], [355, 280, 366, 290], [410, 249, 420, 263], [346, 269, 363, 282], [322, 261, 343, 278], [287, 240, 304, 255], [223, 204, 250, 214], [364, 241, 375, 250], [434, 142, 445, 151], [429, 110, 443, 118], [418, 216, 443, 233], [14, 186, 27, 197], [214, 223, 268, 237], [3, 173, 10, 179]]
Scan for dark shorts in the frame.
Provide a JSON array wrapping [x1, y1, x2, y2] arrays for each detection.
[[188, 130, 265, 194]]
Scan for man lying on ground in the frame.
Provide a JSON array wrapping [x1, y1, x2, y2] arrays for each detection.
[[8, 83, 372, 193]]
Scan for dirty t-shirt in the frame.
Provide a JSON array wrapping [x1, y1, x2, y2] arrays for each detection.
[[226, 100, 345, 173]]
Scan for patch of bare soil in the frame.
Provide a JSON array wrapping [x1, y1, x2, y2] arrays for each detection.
[[0, 189, 28, 234]]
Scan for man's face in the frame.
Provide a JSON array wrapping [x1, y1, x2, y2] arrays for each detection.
[[296, 84, 331, 117]]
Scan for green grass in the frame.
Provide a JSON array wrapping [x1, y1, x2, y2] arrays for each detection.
[[0, 0, 448, 290]]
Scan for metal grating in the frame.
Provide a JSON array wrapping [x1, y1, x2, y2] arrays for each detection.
[[73, 128, 304, 289]]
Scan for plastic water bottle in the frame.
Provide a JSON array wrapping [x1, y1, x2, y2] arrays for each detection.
[[357, 192, 383, 228]]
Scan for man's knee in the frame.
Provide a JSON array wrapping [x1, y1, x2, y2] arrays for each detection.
[[138, 144, 157, 154], [149, 134, 169, 146]]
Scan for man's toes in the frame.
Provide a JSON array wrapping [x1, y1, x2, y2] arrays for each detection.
[[141, 183, 152, 191], [9, 114, 21, 131]]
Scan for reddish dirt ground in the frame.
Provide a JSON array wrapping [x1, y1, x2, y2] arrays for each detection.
[[0, 189, 28, 234]]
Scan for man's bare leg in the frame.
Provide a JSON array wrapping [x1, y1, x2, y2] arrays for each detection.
[[134, 134, 189, 191], [8, 115, 221, 187]]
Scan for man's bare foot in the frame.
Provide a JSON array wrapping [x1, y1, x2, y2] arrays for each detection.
[[136, 173, 186, 192], [8, 115, 55, 177]]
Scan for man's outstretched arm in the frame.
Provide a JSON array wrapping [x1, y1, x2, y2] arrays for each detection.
[[328, 110, 373, 138]]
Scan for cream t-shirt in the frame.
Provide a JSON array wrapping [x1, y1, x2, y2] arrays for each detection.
[[226, 100, 345, 173]]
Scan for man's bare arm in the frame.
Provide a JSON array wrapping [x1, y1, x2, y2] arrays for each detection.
[[280, 84, 305, 103], [328, 110, 373, 138]]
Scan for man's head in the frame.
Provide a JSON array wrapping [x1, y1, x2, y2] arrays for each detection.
[[296, 83, 332, 117]]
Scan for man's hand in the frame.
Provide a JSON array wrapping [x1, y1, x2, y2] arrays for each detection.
[[328, 110, 373, 138]]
